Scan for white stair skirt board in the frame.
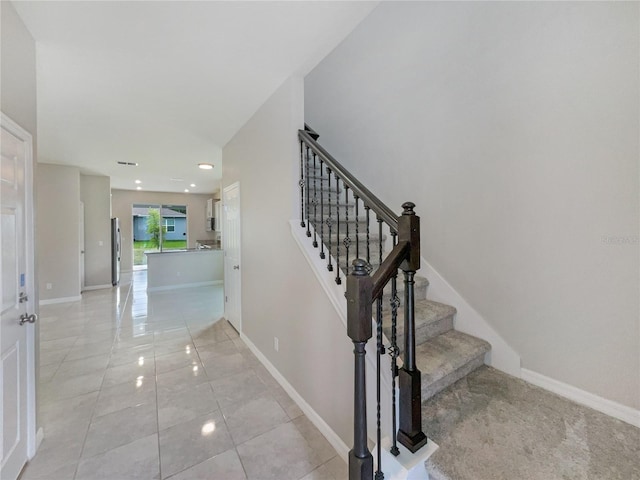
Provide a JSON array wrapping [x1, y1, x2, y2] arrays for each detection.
[[240, 332, 350, 461], [521, 369, 640, 428], [146, 280, 222, 293], [39, 295, 82, 306], [419, 259, 521, 378], [373, 437, 439, 480]]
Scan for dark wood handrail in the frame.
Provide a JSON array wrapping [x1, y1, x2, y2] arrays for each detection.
[[298, 129, 398, 231], [371, 241, 410, 300]]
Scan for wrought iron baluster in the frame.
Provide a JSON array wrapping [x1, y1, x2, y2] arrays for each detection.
[[377, 216, 383, 268], [299, 140, 305, 228], [319, 159, 325, 259], [344, 185, 350, 276], [335, 175, 342, 285], [365, 206, 371, 265], [389, 231, 400, 457], [305, 145, 311, 238], [354, 196, 360, 262], [375, 295, 385, 480], [326, 168, 334, 272], [312, 153, 318, 248]]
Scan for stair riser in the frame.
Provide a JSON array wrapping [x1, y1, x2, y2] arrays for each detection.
[[309, 223, 370, 235], [421, 354, 485, 401], [389, 313, 454, 349], [381, 281, 428, 303]]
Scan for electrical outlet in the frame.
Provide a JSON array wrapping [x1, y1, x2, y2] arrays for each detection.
[[274, 337, 279, 352], [176, 272, 181, 277], [98, 240, 103, 246], [46, 283, 52, 290]]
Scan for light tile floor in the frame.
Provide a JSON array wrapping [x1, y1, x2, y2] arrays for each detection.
[[21, 271, 347, 480]]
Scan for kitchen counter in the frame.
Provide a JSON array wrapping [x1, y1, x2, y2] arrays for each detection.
[[146, 248, 223, 291]]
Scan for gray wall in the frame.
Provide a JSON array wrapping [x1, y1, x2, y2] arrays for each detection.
[[222, 77, 355, 445], [111, 190, 218, 272], [305, 2, 640, 409], [80, 175, 112, 288], [36, 164, 81, 301]]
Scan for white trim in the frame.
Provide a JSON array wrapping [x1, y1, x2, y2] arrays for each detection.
[[240, 332, 350, 461], [81, 284, 113, 291], [419, 259, 521, 377], [521, 368, 640, 428], [39, 295, 82, 306], [147, 280, 222, 293]]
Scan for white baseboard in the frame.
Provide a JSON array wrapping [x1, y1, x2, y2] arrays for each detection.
[[521, 368, 640, 428], [240, 332, 350, 462], [39, 295, 81, 306], [82, 284, 112, 291], [35, 427, 44, 451], [147, 280, 222, 292]]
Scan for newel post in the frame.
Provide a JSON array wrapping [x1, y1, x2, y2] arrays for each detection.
[[397, 202, 428, 453], [347, 259, 374, 480]]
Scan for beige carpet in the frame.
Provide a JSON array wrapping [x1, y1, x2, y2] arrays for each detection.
[[422, 366, 640, 480]]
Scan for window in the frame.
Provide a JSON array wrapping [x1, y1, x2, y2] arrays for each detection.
[[164, 217, 175, 232]]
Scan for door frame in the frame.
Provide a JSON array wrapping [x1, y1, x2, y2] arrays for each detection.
[[222, 182, 241, 333], [1, 113, 38, 460]]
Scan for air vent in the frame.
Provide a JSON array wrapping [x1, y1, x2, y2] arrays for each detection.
[[117, 161, 138, 166]]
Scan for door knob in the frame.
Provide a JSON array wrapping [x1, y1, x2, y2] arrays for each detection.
[[19, 313, 37, 325], [233, 265, 240, 270]]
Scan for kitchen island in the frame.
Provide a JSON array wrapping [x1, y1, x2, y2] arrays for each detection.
[[146, 248, 223, 291]]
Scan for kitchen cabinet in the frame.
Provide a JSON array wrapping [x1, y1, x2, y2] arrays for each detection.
[[206, 198, 213, 218]]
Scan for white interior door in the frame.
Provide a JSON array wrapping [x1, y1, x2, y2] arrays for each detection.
[[1, 114, 37, 480], [80, 202, 85, 291], [223, 182, 241, 333]]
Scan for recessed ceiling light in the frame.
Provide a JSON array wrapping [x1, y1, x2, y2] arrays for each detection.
[[184, 189, 189, 193], [190, 183, 196, 188], [135, 180, 141, 184], [170, 178, 184, 182], [136, 186, 142, 190], [198, 163, 213, 170]]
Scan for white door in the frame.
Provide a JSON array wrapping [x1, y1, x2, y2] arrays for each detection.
[[223, 182, 241, 333], [1, 114, 37, 480], [80, 202, 85, 291]]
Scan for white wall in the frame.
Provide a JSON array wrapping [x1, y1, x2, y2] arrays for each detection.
[[80, 175, 112, 288], [36, 164, 81, 301], [222, 77, 356, 445], [111, 189, 218, 272], [305, 2, 640, 409]]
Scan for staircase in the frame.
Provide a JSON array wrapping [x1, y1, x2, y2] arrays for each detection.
[[298, 126, 492, 478], [303, 137, 491, 407], [381, 279, 490, 403]]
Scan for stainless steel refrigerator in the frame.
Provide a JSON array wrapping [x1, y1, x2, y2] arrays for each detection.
[[111, 218, 121, 286]]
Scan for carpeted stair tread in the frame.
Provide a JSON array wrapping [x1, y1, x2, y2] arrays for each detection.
[[382, 299, 455, 346], [416, 330, 490, 400]]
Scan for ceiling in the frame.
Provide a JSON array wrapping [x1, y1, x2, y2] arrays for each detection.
[[12, 1, 377, 194]]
